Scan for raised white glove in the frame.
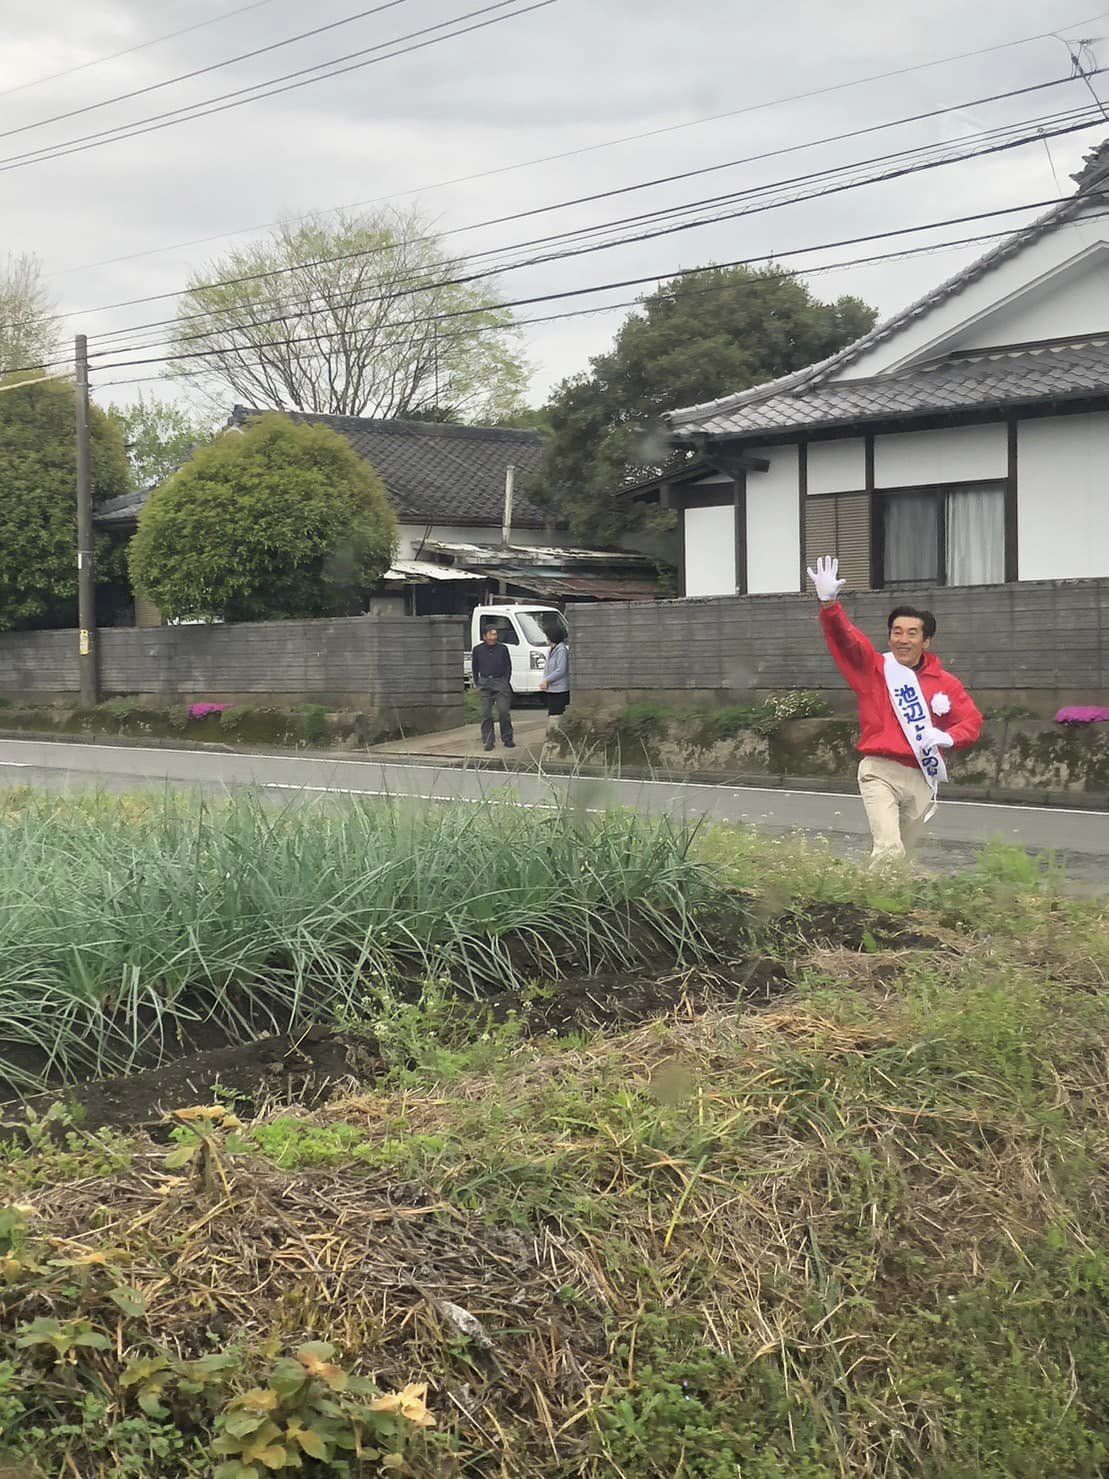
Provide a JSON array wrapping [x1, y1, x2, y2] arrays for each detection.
[[923, 726, 954, 750], [806, 555, 846, 603]]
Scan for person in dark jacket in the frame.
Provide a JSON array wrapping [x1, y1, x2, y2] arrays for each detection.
[[471, 624, 515, 751]]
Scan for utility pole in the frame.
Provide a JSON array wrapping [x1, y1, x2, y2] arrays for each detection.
[[74, 334, 98, 707], [501, 463, 515, 548]]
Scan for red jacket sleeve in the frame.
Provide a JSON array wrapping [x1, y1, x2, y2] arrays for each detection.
[[819, 601, 879, 691], [942, 675, 983, 750]]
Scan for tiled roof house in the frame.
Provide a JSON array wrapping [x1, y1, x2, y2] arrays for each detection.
[[97, 408, 555, 560], [638, 140, 1109, 598]]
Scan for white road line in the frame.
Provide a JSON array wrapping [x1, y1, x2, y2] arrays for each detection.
[[261, 782, 608, 814], [263, 782, 478, 801], [0, 738, 1104, 820]]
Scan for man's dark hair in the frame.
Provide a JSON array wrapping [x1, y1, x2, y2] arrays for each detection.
[[887, 605, 937, 640]]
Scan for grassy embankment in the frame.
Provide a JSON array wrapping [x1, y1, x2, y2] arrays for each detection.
[[0, 791, 1106, 1476]]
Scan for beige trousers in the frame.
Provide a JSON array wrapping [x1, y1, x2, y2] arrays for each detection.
[[857, 756, 934, 865]]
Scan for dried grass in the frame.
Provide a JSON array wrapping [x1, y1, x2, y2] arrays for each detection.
[[16, 966, 1102, 1474], [5, 864, 1108, 1475], [28, 1148, 606, 1476]]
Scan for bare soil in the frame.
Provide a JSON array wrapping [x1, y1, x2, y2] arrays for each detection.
[[2, 899, 934, 1136]]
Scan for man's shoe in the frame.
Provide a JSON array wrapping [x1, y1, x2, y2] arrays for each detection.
[[503, 740, 516, 749], [483, 743, 495, 752]]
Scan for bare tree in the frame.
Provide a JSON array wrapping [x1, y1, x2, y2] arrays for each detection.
[[0, 253, 61, 374], [170, 209, 529, 422]]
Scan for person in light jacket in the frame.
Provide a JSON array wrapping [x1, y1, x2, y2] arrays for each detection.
[[538, 632, 570, 717]]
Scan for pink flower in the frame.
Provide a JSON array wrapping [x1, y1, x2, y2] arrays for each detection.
[[1056, 706, 1109, 725], [187, 703, 229, 720]]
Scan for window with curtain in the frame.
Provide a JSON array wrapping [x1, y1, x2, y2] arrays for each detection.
[[884, 492, 940, 586], [881, 482, 1006, 587], [946, 484, 1005, 585]]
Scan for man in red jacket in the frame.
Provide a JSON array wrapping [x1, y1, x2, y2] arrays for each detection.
[[808, 556, 983, 865]]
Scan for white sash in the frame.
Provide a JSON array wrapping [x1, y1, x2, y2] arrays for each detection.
[[882, 652, 947, 821]]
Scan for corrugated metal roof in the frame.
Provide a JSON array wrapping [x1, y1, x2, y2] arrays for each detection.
[[382, 560, 480, 582], [422, 539, 651, 568], [486, 568, 660, 601], [93, 491, 147, 526]]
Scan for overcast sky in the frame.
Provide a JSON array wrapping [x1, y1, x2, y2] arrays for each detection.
[[3, 0, 1109, 414]]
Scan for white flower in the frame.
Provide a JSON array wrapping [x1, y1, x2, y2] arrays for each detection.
[[932, 691, 951, 716]]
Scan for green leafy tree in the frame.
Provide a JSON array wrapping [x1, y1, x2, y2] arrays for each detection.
[[481, 403, 551, 432], [129, 413, 397, 622], [536, 267, 876, 543], [108, 394, 218, 489], [0, 253, 60, 374], [0, 375, 130, 630], [171, 209, 529, 423]]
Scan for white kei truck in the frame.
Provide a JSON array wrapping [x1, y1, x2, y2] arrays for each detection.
[[464, 603, 569, 697]]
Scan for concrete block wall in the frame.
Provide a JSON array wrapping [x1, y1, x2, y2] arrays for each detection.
[[0, 631, 79, 695], [0, 615, 465, 713], [569, 579, 1109, 714]]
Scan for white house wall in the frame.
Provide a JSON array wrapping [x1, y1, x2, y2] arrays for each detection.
[[807, 439, 864, 494], [873, 424, 1007, 486], [1017, 413, 1109, 580], [745, 445, 800, 593], [949, 253, 1109, 352], [833, 205, 1109, 380], [684, 503, 737, 596]]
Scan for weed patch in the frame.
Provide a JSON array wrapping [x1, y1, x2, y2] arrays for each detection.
[[0, 791, 725, 1095], [0, 808, 1106, 1474]]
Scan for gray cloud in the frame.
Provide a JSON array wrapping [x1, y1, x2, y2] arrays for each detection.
[[1, 0, 1105, 408]]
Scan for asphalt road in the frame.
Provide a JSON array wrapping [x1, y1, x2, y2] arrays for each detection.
[[1, 737, 1107, 884]]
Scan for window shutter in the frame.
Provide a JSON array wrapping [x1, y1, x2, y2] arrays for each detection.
[[804, 496, 837, 572], [805, 492, 871, 590]]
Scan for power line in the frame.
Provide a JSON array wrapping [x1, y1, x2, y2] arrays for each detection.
[[43, 5, 1109, 282], [1064, 33, 1109, 118], [0, 0, 418, 144], [85, 100, 1109, 364], [97, 301, 649, 390], [31, 68, 1106, 342], [90, 186, 1109, 376], [96, 69, 1107, 344], [89, 203, 1109, 394], [32, 191, 1109, 397], [0, 370, 74, 395], [8, 93, 1107, 379], [0, 0, 284, 101], [0, 0, 558, 176], [8, 93, 1101, 379]]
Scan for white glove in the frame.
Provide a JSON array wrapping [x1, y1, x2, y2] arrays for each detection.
[[806, 555, 845, 603], [923, 726, 954, 750]]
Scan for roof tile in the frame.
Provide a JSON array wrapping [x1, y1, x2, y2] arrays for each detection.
[[676, 341, 1109, 439], [94, 409, 549, 531], [231, 407, 547, 527], [664, 170, 1109, 435]]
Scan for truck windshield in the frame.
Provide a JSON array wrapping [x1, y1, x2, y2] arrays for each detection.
[[516, 609, 568, 646]]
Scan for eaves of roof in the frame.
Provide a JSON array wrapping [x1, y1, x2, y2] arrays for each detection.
[[663, 183, 1104, 437], [672, 340, 1109, 440]]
